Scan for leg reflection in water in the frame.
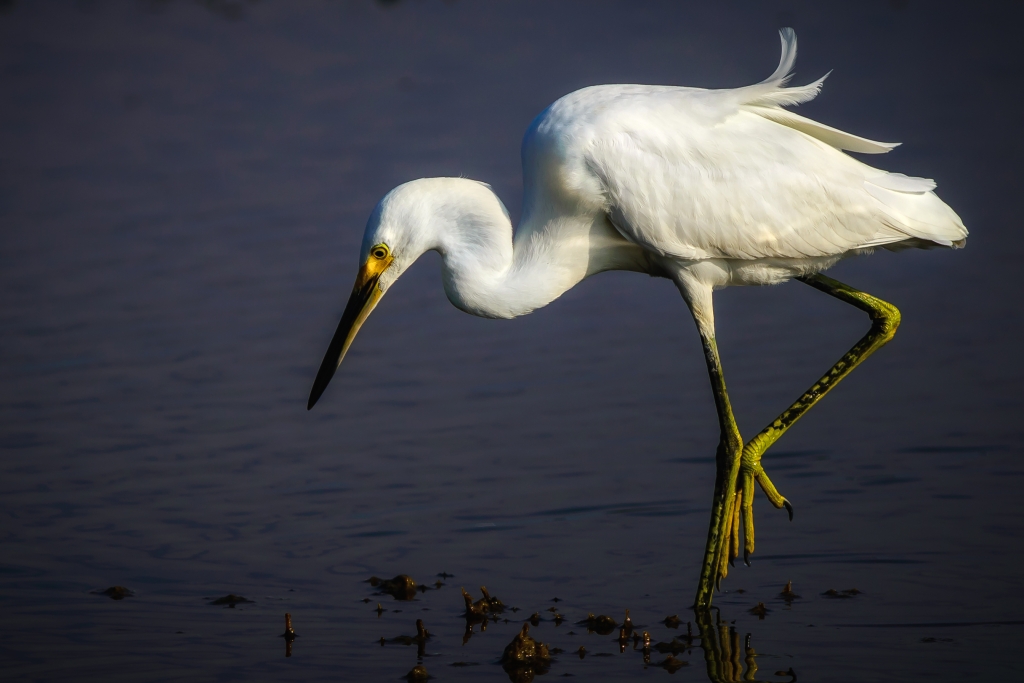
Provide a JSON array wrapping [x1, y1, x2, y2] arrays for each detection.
[[694, 609, 796, 683]]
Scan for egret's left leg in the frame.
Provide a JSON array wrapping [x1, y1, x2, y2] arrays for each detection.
[[678, 275, 745, 610], [735, 273, 902, 563]]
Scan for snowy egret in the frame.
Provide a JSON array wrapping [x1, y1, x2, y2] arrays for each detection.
[[307, 29, 967, 609]]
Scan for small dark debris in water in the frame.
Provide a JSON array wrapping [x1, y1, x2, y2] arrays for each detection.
[[662, 614, 681, 628], [390, 618, 431, 646], [175, 630, 184, 634], [393, 610, 401, 613], [550, 647, 564, 655], [775, 667, 797, 681], [379, 636, 386, 646], [560, 674, 574, 677], [417, 584, 431, 593], [528, 612, 541, 626], [209, 594, 253, 607], [404, 664, 430, 681], [576, 646, 586, 659], [480, 586, 504, 610], [921, 637, 953, 643], [437, 572, 453, 579], [368, 575, 417, 600], [551, 597, 561, 602], [654, 637, 689, 654], [461, 586, 504, 617], [280, 613, 296, 640], [450, 661, 479, 667], [501, 624, 551, 680], [434, 580, 444, 589], [362, 597, 372, 603], [823, 588, 861, 598], [567, 631, 577, 636], [376, 603, 384, 616], [654, 655, 688, 673], [593, 652, 614, 657], [750, 602, 769, 619], [780, 581, 801, 602], [93, 586, 134, 600], [510, 606, 520, 613], [546, 606, 559, 613], [462, 590, 488, 618], [736, 588, 746, 594], [577, 613, 617, 635]]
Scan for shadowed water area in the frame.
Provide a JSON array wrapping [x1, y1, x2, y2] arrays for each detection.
[[2, 1, 1023, 681]]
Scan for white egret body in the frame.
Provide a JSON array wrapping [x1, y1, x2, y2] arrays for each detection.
[[308, 30, 966, 608]]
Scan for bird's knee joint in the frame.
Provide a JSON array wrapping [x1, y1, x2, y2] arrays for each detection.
[[871, 303, 901, 339]]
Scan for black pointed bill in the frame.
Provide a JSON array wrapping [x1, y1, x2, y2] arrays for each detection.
[[307, 252, 393, 409]]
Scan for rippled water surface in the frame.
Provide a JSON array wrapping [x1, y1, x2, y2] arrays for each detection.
[[3, 1, 1024, 681]]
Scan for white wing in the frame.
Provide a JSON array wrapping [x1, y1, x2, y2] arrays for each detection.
[[534, 29, 967, 261]]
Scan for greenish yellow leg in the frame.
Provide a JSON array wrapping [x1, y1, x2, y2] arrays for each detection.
[[694, 273, 901, 610], [694, 336, 744, 608], [736, 273, 902, 564]]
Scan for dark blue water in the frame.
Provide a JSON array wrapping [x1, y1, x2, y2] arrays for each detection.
[[2, 1, 1023, 681]]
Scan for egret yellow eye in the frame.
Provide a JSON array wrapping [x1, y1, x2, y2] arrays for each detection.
[[371, 245, 390, 260]]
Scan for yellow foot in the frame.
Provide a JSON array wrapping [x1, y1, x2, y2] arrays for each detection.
[[696, 461, 792, 608], [736, 463, 793, 567]]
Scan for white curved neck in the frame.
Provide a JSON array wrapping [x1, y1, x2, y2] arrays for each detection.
[[376, 178, 645, 319], [437, 219, 578, 320], [425, 183, 640, 319]]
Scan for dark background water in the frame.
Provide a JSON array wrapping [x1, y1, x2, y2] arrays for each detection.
[[2, 1, 1023, 681]]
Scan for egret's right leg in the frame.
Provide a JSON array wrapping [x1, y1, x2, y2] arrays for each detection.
[[686, 272, 901, 609], [733, 274, 901, 563]]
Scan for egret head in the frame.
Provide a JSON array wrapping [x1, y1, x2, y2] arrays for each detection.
[[303, 179, 460, 409], [307, 178, 503, 409], [306, 184, 414, 410]]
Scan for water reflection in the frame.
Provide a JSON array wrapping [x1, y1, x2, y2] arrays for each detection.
[[208, 593, 253, 607], [452, 600, 797, 682], [694, 609, 771, 683], [386, 618, 431, 659], [461, 585, 506, 643], [280, 612, 296, 658]]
